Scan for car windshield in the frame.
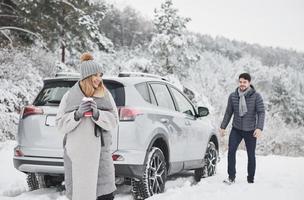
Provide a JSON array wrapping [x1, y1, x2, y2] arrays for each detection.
[[33, 80, 125, 106]]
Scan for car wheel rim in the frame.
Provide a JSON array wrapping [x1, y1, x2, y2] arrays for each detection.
[[148, 154, 165, 194], [206, 145, 217, 175]]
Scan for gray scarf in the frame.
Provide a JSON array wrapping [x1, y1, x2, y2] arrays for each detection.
[[238, 87, 251, 117], [64, 82, 113, 114]]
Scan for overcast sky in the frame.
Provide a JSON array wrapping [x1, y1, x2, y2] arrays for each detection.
[[107, 0, 304, 52]]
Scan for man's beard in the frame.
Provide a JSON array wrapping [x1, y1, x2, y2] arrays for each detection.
[[240, 86, 248, 91]]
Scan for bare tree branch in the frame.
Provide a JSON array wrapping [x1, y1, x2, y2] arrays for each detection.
[[54, 0, 78, 12], [0, 2, 17, 12], [0, 26, 40, 38], [0, 26, 49, 50], [0, 30, 13, 48], [0, 14, 18, 18], [61, 0, 77, 10]]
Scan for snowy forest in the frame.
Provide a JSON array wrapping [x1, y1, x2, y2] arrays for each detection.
[[1, 0, 304, 157]]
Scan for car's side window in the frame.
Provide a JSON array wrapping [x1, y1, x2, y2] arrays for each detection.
[[148, 84, 158, 105], [170, 87, 195, 117], [135, 83, 151, 103], [150, 83, 175, 111]]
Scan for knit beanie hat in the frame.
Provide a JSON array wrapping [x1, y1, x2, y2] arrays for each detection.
[[79, 53, 103, 80]]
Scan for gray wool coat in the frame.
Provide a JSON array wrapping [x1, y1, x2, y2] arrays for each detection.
[[56, 84, 118, 200]]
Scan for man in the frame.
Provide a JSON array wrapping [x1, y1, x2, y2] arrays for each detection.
[[220, 73, 265, 184]]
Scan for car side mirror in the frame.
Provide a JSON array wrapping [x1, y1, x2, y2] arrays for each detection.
[[197, 107, 209, 117]]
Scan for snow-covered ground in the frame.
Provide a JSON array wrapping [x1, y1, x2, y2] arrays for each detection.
[[1, 140, 304, 200]]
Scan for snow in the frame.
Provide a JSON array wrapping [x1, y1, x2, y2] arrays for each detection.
[[0, 141, 27, 198], [1, 141, 303, 200]]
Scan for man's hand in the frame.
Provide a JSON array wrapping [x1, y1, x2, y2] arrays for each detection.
[[219, 128, 226, 137], [253, 129, 262, 138]]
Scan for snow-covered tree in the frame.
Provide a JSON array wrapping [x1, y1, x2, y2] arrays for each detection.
[[99, 5, 153, 48], [149, 0, 194, 77], [153, 0, 190, 36], [0, 0, 113, 62]]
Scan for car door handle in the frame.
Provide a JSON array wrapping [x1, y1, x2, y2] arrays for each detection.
[[160, 118, 169, 124], [185, 120, 191, 126]]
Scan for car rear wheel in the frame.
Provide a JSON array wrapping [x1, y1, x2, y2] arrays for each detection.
[[194, 141, 218, 182], [131, 147, 167, 199], [27, 173, 63, 191], [27, 173, 40, 191]]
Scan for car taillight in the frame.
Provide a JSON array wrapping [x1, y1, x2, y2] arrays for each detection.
[[21, 105, 44, 119], [14, 147, 24, 157], [118, 107, 143, 121], [112, 154, 124, 161]]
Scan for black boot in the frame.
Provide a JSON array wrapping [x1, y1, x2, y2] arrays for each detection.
[[247, 176, 254, 183], [97, 192, 114, 200]]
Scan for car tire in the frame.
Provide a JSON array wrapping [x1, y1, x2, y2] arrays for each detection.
[[27, 173, 42, 191], [131, 147, 167, 199], [194, 141, 218, 182], [27, 173, 63, 191]]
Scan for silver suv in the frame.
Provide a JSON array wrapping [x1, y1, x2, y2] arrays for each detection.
[[13, 72, 219, 199]]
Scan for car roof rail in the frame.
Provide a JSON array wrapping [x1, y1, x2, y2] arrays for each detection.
[[55, 71, 80, 77], [118, 71, 168, 81]]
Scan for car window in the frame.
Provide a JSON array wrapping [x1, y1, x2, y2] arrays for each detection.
[[33, 80, 125, 106], [150, 83, 175, 111], [33, 81, 75, 106], [135, 83, 150, 103], [170, 87, 195, 116], [148, 84, 158, 105], [104, 81, 125, 106]]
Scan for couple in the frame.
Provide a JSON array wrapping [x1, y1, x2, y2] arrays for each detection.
[[56, 52, 265, 200], [56, 53, 117, 200]]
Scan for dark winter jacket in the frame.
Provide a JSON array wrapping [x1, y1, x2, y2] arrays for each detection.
[[220, 85, 265, 131]]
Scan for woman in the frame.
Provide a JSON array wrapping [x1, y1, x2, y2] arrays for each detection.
[[56, 53, 118, 200]]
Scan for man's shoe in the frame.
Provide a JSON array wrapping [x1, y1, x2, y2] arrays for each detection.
[[97, 193, 114, 200], [247, 176, 254, 183], [223, 178, 235, 185]]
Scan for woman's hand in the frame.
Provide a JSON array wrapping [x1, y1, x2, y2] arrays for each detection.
[[91, 100, 100, 120], [74, 101, 92, 121]]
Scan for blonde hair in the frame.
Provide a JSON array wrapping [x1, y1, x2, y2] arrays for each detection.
[[80, 76, 105, 97]]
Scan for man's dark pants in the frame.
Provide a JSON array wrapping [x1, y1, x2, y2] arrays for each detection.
[[228, 127, 257, 182]]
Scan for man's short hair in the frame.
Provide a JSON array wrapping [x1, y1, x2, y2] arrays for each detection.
[[239, 73, 251, 82]]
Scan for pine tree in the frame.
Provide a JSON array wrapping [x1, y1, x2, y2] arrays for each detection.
[[99, 5, 153, 48], [153, 0, 190, 36], [149, 0, 192, 77]]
